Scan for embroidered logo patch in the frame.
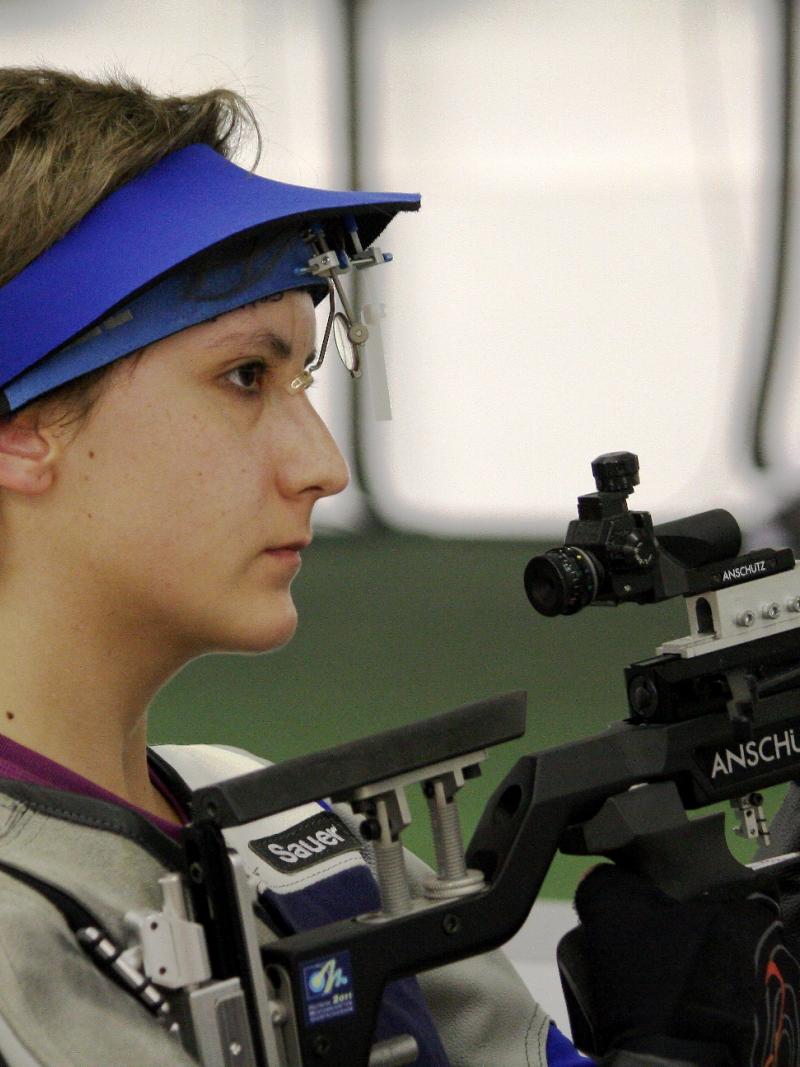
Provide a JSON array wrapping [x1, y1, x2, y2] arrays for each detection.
[[302, 951, 355, 1025], [248, 811, 361, 873]]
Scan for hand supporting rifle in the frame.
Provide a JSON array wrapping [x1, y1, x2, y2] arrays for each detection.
[[563, 863, 800, 1067]]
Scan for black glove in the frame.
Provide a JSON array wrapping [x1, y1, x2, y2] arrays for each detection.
[[560, 864, 800, 1066]]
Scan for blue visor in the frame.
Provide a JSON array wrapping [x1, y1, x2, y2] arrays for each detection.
[[0, 144, 420, 412], [4, 230, 327, 411]]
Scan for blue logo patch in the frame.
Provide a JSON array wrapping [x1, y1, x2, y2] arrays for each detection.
[[302, 951, 355, 1025]]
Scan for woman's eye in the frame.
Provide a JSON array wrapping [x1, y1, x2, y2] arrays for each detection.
[[225, 361, 268, 394]]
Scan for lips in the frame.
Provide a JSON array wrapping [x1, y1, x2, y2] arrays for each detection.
[[265, 538, 311, 552]]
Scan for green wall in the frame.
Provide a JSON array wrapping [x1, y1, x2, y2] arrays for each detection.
[[149, 533, 784, 899]]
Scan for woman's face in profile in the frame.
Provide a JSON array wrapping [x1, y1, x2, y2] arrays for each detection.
[[48, 289, 349, 659]]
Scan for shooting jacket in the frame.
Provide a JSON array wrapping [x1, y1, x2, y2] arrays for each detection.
[[0, 744, 554, 1067]]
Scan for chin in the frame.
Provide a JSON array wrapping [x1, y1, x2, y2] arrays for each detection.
[[184, 588, 300, 656], [225, 601, 299, 654]]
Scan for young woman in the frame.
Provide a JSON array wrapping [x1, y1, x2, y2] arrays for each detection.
[[0, 67, 594, 1067]]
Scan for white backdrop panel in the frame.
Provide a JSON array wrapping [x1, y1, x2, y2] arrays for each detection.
[[357, 0, 781, 534]]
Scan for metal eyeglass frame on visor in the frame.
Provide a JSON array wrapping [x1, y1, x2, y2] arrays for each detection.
[[290, 221, 392, 395], [315, 278, 367, 377]]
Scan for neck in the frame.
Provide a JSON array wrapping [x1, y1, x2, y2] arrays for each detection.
[[0, 566, 190, 817]]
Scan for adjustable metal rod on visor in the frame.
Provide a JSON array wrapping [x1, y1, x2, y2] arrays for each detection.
[[310, 279, 364, 376], [298, 223, 392, 378], [289, 279, 364, 395]]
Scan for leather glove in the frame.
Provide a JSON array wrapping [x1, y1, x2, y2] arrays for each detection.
[[558, 864, 800, 1066]]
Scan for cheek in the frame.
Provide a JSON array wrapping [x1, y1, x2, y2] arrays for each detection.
[[77, 418, 276, 566]]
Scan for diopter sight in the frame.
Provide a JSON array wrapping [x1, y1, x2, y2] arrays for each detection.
[[524, 451, 793, 621]]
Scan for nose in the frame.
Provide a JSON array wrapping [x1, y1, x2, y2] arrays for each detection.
[[276, 395, 350, 502]]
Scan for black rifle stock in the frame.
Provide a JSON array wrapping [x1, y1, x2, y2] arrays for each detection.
[[178, 615, 800, 1066]]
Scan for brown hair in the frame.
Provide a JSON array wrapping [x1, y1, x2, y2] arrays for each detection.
[[0, 67, 261, 428]]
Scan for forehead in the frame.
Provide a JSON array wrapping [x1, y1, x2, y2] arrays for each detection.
[[173, 289, 317, 358]]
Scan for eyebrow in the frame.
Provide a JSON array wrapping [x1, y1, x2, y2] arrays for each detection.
[[206, 326, 317, 367]]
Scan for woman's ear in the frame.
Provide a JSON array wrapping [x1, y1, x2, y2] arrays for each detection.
[[0, 418, 59, 494]]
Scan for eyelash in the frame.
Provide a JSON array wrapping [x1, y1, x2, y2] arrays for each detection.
[[225, 360, 269, 395], [224, 359, 316, 396]]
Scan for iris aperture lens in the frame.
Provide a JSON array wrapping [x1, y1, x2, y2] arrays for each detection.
[[524, 548, 601, 617]]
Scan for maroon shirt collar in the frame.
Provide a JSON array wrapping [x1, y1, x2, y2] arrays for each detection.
[[0, 733, 184, 840]]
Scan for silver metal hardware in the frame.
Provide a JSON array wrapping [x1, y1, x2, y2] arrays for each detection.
[[125, 865, 290, 1067], [264, 965, 301, 1066], [306, 250, 342, 277], [731, 792, 771, 847], [367, 1034, 420, 1066], [300, 224, 394, 381], [269, 999, 288, 1026], [346, 223, 391, 270], [748, 849, 800, 872], [423, 772, 485, 900], [354, 790, 414, 917], [126, 874, 211, 990], [224, 852, 292, 1066], [346, 319, 369, 346], [351, 247, 387, 270], [348, 751, 489, 920], [657, 564, 800, 659], [175, 977, 257, 1067]]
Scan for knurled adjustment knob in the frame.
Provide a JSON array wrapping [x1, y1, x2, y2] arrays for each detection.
[[591, 451, 640, 493], [606, 527, 656, 569]]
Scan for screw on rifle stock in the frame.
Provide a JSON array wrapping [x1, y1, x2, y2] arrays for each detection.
[[442, 914, 461, 935], [359, 817, 382, 842], [312, 1034, 331, 1057]]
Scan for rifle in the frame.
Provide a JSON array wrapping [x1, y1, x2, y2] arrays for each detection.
[[125, 452, 800, 1065]]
